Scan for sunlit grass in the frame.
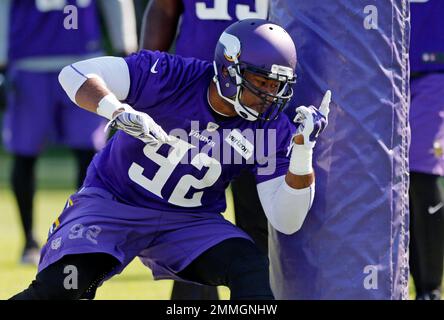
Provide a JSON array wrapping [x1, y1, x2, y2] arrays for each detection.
[[0, 150, 438, 300], [0, 187, 232, 300]]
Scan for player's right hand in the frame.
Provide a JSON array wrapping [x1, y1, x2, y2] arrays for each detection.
[[105, 104, 170, 146], [293, 90, 331, 150]]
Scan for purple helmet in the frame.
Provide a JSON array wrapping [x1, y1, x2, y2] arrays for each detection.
[[213, 19, 297, 121]]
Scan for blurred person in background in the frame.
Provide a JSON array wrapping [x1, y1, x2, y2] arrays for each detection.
[[0, 0, 137, 265], [141, 0, 270, 300], [133, 0, 150, 37], [409, 0, 444, 300], [0, 69, 5, 111]]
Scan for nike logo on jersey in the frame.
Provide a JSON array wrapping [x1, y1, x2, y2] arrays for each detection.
[[428, 202, 443, 215], [150, 59, 160, 73]]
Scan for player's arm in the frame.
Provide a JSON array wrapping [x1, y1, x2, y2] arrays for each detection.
[[58, 57, 130, 116], [58, 56, 169, 145], [140, 0, 183, 51], [257, 91, 331, 235], [285, 134, 315, 188]]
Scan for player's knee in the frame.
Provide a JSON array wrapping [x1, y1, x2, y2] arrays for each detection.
[[10, 253, 117, 300], [10, 275, 84, 300]]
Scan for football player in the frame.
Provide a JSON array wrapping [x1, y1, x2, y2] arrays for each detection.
[[11, 19, 330, 300], [409, 0, 444, 300], [141, 0, 270, 299], [0, 0, 137, 265]]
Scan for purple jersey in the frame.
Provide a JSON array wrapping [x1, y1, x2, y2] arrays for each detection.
[[409, 0, 444, 175], [410, 0, 444, 73], [409, 73, 444, 176], [175, 0, 269, 61], [83, 50, 295, 213], [8, 0, 102, 63]]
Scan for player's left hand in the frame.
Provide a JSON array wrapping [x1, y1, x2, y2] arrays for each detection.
[[293, 90, 331, 149]]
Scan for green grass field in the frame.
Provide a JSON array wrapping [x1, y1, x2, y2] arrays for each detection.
[[0, 149, 438, 300], [0, 150, 231, 300]]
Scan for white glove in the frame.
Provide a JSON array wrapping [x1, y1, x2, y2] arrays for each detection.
[[105, 104, 170, 146], [289, 90, 331, 175], [293, 90, 331, 149]]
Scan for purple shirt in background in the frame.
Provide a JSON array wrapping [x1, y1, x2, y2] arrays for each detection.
[[83, 50, 295, 213], [409, 0, 444, 175], [175, 0, 269, 61], [410, 0, 444, 74], [8, 0, 102, 63], [409, 73, 444, 176]]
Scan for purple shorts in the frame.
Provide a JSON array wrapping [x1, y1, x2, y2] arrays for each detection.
[[2, 68, 106, 155], [39, 187, 252, 285]]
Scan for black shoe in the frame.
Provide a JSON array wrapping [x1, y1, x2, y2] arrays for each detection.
[[416, 290, 442, 300]]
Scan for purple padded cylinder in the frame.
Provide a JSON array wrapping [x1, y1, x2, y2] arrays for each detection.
[[269, 0, 410, 299]]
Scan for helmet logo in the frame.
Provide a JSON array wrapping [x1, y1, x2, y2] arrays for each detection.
[[224, 52, 241, 62], [219, 32, 241, 62]]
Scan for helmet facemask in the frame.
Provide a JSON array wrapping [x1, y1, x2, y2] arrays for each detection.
[[213, 59, 296, 121]]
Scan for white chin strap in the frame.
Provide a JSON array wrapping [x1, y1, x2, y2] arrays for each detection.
[[212, 61, 259, 121], [233, 100, 259, 121]]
